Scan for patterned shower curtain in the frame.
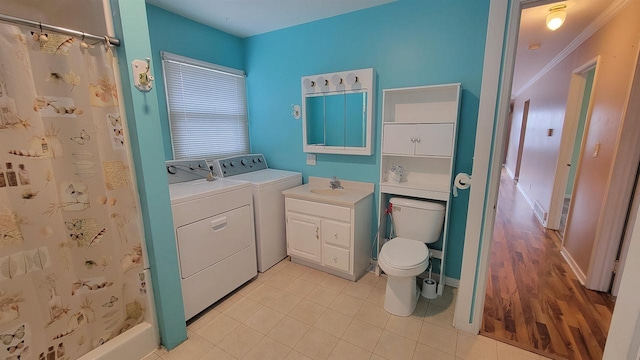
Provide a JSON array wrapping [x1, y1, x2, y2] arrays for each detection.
[[0, 23, 148, 360]]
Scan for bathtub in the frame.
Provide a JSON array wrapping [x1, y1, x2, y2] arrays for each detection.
[[78, 269, 160, 360], [77, 322, 158, 360]]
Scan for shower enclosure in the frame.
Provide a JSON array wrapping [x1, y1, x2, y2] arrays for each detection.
[[0, 18, 155, 360]]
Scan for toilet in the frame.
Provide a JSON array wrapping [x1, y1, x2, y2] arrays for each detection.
[[378, 197, 445, 316]]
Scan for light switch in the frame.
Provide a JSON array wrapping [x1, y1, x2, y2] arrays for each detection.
[[306, 154, 316, 165]]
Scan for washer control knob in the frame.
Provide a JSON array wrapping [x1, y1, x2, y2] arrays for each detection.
[[241, 159, 248, 166], [257, 158, 263, 163], [229, 161, 235, 167], [222, 163, 227, 168]]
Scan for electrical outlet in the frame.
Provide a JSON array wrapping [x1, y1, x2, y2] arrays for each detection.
[[306, 154, 316, 165]]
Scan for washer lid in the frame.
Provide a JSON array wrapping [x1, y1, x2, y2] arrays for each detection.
[[380, 238, 429, 269], [226, 169, 302, 186]]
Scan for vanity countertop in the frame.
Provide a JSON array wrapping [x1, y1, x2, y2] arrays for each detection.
[[282, 176, 374, 207]]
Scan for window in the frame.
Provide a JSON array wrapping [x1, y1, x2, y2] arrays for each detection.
[[161, 52, 249, 160]]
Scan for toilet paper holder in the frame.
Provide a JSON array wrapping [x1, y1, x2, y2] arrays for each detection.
[[453, 172, 472, 197]]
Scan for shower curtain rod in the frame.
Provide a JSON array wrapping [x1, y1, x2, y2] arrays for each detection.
[[0, 13, 120, 46]]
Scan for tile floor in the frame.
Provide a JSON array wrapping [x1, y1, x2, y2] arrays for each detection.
[[146, 259, 549, 360]]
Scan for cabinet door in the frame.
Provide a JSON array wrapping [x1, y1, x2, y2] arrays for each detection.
[[323, 245, 350, 273], [415, 123, 454, 156], [322, 219, 351, 248], [286, 212, 322, 263], [382, 124, 416, 155]]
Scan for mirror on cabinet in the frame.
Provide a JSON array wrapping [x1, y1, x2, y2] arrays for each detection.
[[302, 68, 374, 155], [305, 91, 367, 148]]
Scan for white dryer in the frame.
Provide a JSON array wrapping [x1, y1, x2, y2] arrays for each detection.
[[167, 159, 257, 320], [212, 154, 302, 272]]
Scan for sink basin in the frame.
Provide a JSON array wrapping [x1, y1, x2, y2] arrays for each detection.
[[310, 188, 346, 196]]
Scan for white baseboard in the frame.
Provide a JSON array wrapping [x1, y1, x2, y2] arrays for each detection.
[[504, 165, 516, 180], [560, 247, 586, 285], [516, 182, 535, 209]]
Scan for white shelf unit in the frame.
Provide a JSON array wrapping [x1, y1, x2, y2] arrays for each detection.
[[378, 83, 461, 295]]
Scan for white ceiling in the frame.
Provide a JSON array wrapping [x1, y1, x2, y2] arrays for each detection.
[[145, 0, 397, 38], [513, 0, 613, 96]]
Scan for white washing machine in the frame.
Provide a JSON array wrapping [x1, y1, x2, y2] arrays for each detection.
[[167, 159, 257, 320], [212, 154, 302, 272]]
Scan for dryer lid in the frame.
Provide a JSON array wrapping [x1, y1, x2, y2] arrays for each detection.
[[380, 237, 429, 269]]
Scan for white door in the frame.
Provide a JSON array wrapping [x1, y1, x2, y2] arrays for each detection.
[[287, 213, 322, 263], [382, 124, 416, 155], [415, 123, 454, 156]]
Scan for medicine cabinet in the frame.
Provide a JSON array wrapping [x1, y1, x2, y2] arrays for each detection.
[[302, 68, 374, 155]]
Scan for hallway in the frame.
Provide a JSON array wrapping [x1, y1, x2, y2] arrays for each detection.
[[480, 170, 615, 359]]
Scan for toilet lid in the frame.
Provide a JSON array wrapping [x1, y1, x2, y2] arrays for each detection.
[[380, 238, 429, 269]]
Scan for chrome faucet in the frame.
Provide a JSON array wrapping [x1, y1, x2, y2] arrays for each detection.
[[329, 176, 343, 189]]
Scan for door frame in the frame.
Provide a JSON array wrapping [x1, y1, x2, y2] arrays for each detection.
[[547, 57, 599, 231], [453, 0, 519, 333], [513, 99, 530, 180]]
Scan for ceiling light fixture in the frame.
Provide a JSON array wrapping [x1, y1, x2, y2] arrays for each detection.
[[546, 4, 567, 31]]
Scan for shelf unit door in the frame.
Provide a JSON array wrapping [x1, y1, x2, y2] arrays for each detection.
[[414, 124, 454, 156], [382, 124, 416, 155]]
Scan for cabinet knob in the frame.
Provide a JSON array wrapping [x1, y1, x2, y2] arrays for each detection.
[[410, 137, 416, 143], [333, 257, 338, 263], [316, 228, 319, 239], [415, 137, 421, 143], [334, 233, 338, 239]]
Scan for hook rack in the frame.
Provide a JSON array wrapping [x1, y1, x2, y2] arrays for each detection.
[[131, 58, 154, 92]]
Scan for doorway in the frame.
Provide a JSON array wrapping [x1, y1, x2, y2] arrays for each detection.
[[477, 2, 621, 359], [558, 66, 596, 237], [455, 0, 640, 358]]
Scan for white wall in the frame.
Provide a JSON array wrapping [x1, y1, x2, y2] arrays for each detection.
[[504, 0, 640, 278]]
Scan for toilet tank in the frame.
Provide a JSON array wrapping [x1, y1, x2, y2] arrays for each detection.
[[390, 197, 445, 244]]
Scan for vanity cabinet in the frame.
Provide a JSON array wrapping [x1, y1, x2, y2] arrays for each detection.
[[283, 178, 374, 281], [378, 83, 461, 295]]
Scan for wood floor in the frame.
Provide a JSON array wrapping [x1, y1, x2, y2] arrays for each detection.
[[480, 170, 616, 360]]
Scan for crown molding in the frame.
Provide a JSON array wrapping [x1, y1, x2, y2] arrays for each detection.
[[514, 0, 633, 98]]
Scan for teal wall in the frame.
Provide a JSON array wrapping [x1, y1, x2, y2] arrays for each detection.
[[146, 4, 246, 160], [244, 0, 489, 279], [110, 0, 186, 349], [566, 67, 595, 196]]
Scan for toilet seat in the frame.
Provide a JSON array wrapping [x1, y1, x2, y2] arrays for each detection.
[[379, 238, 429, 278], [380, 237, 429, 269]]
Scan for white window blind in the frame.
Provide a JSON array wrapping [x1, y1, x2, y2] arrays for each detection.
[[162, 52, 249, 160]]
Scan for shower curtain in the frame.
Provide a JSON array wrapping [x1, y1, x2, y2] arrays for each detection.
[[0, 23, 148, 360]]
